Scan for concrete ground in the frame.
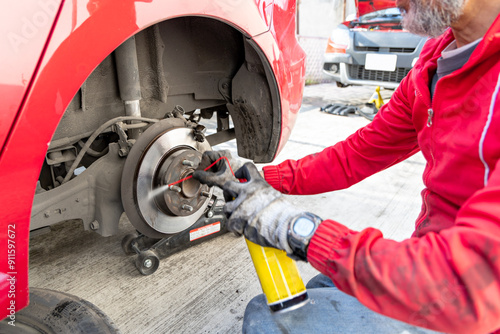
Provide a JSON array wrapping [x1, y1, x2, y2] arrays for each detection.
[[29, 83, 425, 333]]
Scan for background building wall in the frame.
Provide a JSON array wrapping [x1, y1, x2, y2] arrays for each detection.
[[298, 0, 356, 84]]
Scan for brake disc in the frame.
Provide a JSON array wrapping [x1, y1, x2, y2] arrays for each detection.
[[121, 118, 212, 238]]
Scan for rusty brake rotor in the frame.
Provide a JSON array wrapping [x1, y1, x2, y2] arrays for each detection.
[[121, 119, 212, 238]]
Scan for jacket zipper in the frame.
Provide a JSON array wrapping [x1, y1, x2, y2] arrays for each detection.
[[415, 190, 430, 231], [416, 89, 435, 230], [427, 108, 434, 127]]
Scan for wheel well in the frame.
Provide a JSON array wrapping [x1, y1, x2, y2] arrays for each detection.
[[34, 16, 280, 235], [50, 16, 279, 171]]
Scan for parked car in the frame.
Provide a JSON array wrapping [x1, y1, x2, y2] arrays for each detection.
[[323, 6, 427, 89], [0, 0, 305, 331]]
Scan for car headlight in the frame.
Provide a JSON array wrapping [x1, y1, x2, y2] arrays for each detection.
[[325, 25, 350, 54]]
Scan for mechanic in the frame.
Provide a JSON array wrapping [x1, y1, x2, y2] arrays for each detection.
[[194, 0, 500, 333]]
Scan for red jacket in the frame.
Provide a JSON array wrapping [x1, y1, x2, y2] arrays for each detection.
[[263, 15, 500, 334]]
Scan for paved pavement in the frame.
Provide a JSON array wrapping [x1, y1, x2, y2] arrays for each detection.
[[29, 83, 425, 333]]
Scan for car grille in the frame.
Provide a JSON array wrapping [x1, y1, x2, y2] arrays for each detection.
[[354, 46, 380, 52], [348, 64, 410, 83], [354, 46, 416, 53], [389, 47, 416, 53]]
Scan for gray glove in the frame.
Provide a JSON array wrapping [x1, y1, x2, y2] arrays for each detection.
[[192, 150, 242, 188], [223, 163, 306, 255]]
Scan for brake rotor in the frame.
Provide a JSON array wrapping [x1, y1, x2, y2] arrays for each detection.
[[121, 118, 212, 238]]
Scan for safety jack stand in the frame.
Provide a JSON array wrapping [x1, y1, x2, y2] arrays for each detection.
[[368, 86, 385, 110], [121, 195, 228, 275], [358, 86, 386, 121]]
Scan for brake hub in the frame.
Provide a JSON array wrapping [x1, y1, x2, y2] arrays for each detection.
[[153, 149, 208, 217]]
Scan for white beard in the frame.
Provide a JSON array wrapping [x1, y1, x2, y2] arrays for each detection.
[[401, 0, 466, 37]]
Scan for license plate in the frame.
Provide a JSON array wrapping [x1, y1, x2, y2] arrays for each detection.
[[365, 53, 397, 72]]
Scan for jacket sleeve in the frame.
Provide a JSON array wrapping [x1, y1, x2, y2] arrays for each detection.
[[263, 75, 420, 195], [307, 158, 500, 334]]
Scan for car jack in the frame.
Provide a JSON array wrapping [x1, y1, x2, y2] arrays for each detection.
[[121, 195, 228, 275]]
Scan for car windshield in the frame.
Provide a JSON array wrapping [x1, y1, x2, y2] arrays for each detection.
[[358, 8, 401, 23]]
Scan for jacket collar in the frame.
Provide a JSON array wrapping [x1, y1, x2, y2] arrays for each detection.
[[412, 30, 454, 104]]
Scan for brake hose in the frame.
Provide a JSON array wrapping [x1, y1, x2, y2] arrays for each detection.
[[61, 116, 158, 184]]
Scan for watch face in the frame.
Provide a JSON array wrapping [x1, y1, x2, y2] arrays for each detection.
[[293, 217, 315, 237]]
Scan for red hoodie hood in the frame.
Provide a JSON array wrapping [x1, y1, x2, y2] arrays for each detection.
[[357, 0, 396, 16]]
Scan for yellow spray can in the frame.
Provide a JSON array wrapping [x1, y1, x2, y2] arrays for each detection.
[[245, 239, 309, 312]]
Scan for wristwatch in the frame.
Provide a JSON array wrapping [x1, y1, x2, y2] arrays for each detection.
[[287, 212, 322, 262]]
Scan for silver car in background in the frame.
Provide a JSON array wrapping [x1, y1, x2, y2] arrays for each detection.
[[323, 8, 427, 89]]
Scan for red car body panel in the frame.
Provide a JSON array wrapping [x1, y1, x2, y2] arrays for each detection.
[[356, 0, 396, 16], [0, 0, 305, 319], [0, 0, 61, 152]]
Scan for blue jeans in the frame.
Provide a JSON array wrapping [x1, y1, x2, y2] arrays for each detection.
[[242, 274, 443, 334]]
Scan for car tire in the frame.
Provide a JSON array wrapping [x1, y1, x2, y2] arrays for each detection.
[[336, 82, 349, 88], [0, 288, 120, 334]]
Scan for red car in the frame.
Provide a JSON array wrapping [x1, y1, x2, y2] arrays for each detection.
[[0, 0, 305, 330]]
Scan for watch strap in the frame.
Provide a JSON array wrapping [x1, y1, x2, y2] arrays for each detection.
[[287, 212, 322, 262]]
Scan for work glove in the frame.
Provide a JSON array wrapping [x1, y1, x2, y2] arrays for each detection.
[[192, 150, 243, 189], [223, 163, 307, 256]]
